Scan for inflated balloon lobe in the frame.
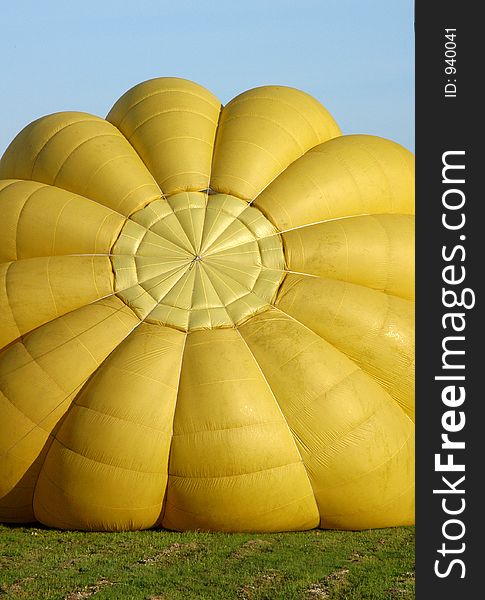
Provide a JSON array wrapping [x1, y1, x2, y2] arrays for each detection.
[[0, 77, 414, 532]]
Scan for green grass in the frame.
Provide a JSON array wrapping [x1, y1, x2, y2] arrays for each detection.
[[0, 524, 414, 600]]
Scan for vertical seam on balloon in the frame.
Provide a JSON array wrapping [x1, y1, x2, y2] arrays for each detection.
[[199, 213, 256, 257], [56, 314, 103, 370], [133, 226, 153, 257], [274, 275, 303, 313], [247, 139, 334, 208], [50, 197, 74, 256], [208, 101, 223, 192], [1, 260, 129, 350], [140, 265, 192, 301], [140, 202, 196, 253], [202, 211, 268, 257], [225, 139, 287, 172], [160, 330, 188, 526], [353, 300, 415, 421], [239, 308, 408, 526], [330, 149, 367, 215], [51, 134, 120, 187], [197, 192, 209, 256], [267, 304, 415, 423], [2, 262, 21, 341], [195, 263, 211, 328], [95, 211, 125, 256], [161, 268, 195, 330], [0, 181, 36, 259], [186, 192, 200, 253], [235, 327, 320, 523], [44, 257, 60, 317], [108, 90, 220, 196], [200, 264, 242, 322], [254, 192, 293, 229], [80, 153, 133, 199], [13, 186, 47, 261], [29, 118, 100, 180], [198, 264, 225, 308], [283, 228, 306, 275], [248, 161, 292, 206], [1, 300, 139, 380], [2, 346, 86, 453], [275, 286, 414, 419], [198, 202, 236, 255], [299, 168, 335, 219], [202, 262, 252, 305], [89, 256, 104, 300], [29, 305, 185, 523], [166, 197, 198, 255], [340, 221, 350, 285], [115, 264, 192, 320], [1, 301, 146, 492], [254, 160, 333, 226], [101, 116, 166, 201]]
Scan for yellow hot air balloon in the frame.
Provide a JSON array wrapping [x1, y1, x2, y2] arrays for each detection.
[[0, 78, 414, 532]]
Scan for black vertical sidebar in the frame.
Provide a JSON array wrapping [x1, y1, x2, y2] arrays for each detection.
[[416, 2, 481, 598]]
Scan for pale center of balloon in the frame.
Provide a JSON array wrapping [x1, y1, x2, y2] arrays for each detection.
[[110, 192, 285, 331]]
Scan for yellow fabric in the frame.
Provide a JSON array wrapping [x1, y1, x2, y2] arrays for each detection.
[[254, 134, 415, 230], [0, 297, 139, 522], [282, 214, 415, 301], [107, 77, 221, 196], [163, 328, 319, 532], [0, 256, 113, 348], [275, 275, 415, 421], [239, 309, 414, 530], [0, 114, 161, 216], [211, 85, 341, 200], [111, 192, 285, 330], [0, 77, 414, 532], [34, 323, 185, 531]]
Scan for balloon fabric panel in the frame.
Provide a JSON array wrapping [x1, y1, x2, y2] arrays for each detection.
[[0, 77, 414, 532]]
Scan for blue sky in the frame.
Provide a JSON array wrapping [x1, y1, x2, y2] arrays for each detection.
[[0, 0, 414, 155]]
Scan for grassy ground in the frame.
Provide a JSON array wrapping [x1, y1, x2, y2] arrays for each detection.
[[0, 524, 414, 600]]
